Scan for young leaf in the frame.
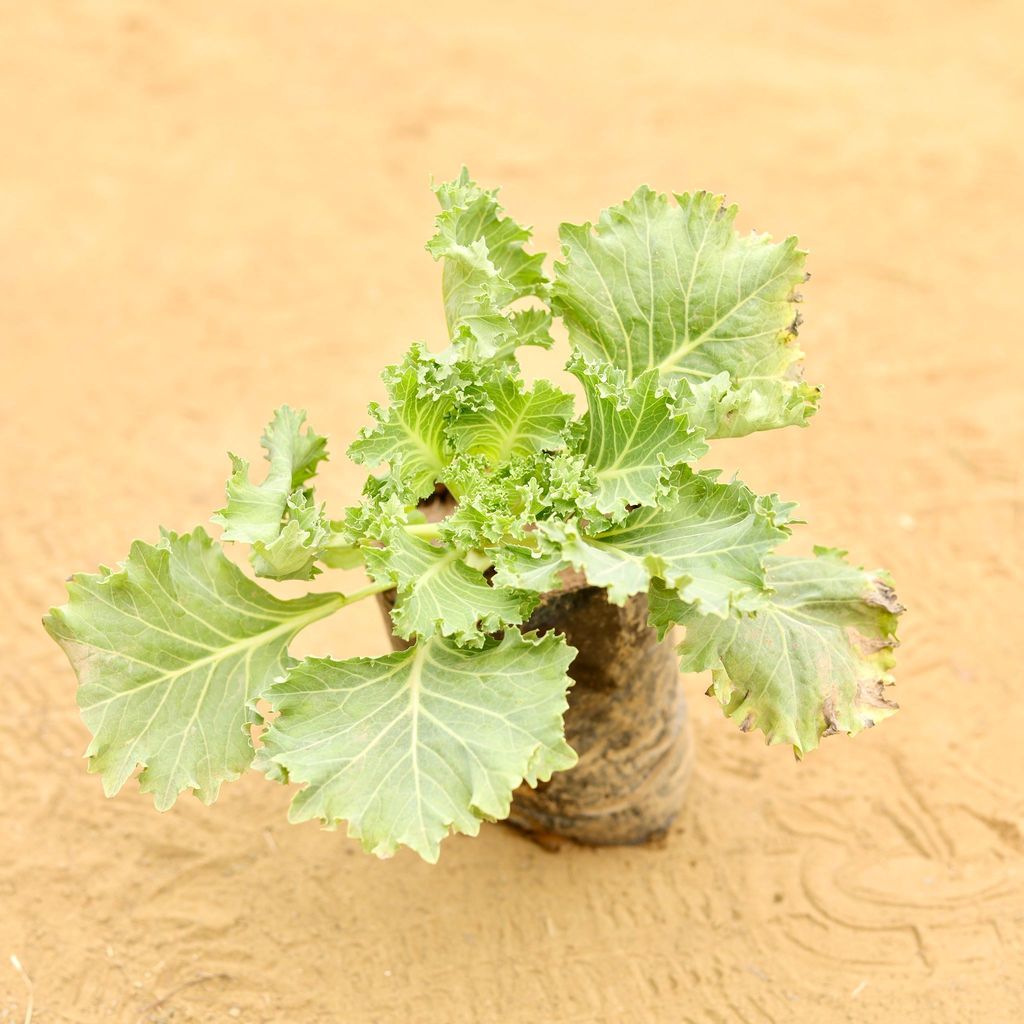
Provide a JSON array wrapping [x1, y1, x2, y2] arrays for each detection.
[[569, 353, 707, 518], [250, 490, 330, 581], [212, 406, 327, 544], [428, 169, 549, 360], [365, 529, 537, 645], [553, 187, 818, 437], [348, 352, 450, 500], [447, 375, 574, 465], [663, 548, 902, 754], [259, 629, 577, 862], [506, 307, 555, 351], [340, 467, 424, 545], [491, 544, 571, 594], [435, 455, 533, 549], [545, 469, 789, 613], [673, 372, 820, 440], [42, 528, 343, 810], [436, 449, 597, 552], [430, 171, 545, 307]]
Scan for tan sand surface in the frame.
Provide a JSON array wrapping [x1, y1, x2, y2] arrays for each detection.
[[2, 2, 1022, 1021]]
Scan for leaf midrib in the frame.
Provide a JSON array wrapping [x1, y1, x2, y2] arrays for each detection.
[[81, 593, 345, 713]]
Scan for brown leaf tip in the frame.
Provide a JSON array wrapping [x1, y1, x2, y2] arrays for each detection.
[[856, 678, 899, 712], [867, 578, 905, 616], [822, 693, 839, 737]]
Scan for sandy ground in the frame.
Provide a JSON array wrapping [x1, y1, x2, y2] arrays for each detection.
[[2, 2, 1023, 1021]]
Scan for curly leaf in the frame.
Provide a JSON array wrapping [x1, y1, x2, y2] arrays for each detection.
[[506, 307, 555, 351], [338, 462, 427, 549], [491, 544, 570, 594], [435, 454, 528, 549], [259, 629, 577, 862], [430, 170, 545, 309], [250, 490, 329, 581], [42, 528, 343, 810], [569, 353, 707, 518], [674, 372, 820, 440], [665, 548, 902, 754], [553, 187, 818, 437], [348, 353, 451, 500], [428, 169, 549, 360], [212, 406, 327, 544], [211, 406, 330, 579], [365, 529, 536, 645], [436, 447, 597, 553], [448, 375, 574, 465]]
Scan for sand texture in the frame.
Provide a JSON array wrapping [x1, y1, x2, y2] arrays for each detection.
[[2, 2, 1023, 1021]]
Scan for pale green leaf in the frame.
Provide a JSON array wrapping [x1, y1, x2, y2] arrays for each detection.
[[428, 169, 549, 361], [448, 375, 574, 465], [435, 454, 534, 549], [437, 449, 596, 551], [430, 170, 545, 314], [348, 353, 450, 500], [250, 490, 329, 581], [545, 468, 789, 612], [42, 528, 342, 810], [553, 187, 818, 437], [365, 528, 536, 645], [673, 372, 821, 440], [319, 520, 367, 570], [569, 353, 706, 518], [212, 406, 327, 544], [339, 466, 425, 547], [491, 544, 569, 594], [431, 169, 546, 294], [507, 307, 555, 351], [259, 629, 577, 862], [664, 548, 902, 754]]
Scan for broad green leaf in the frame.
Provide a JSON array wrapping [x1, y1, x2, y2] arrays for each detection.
[[663, 548, 902, 754], [545, 469, 789, 612], [348, 353, 450, 500], [365, 528, 536, 645], [448, 375, 574, 465], [569, 353, 706, 518], [553, 187, 818, 437], [259, 629, 577, 862], [42, 528, 342, 810], [212, 406, 327, 544]]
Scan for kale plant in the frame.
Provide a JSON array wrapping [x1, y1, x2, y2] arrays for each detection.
[[45, 171, 902, 861]]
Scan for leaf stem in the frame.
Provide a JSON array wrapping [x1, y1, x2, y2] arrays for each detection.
[[403, 522, 442, 539], [322, 520, 445, 568], [341, 579, 395, 607]]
